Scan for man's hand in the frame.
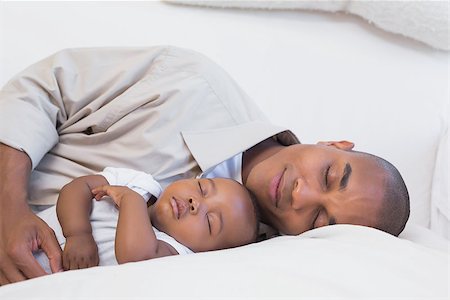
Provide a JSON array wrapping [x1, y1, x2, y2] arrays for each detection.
[[0, 143, 63, 286], [0, 209, 63, 285], [63, 234, 99, 270]]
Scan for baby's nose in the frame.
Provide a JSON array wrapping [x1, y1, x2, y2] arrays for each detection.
[[188, 198, 199, 214]]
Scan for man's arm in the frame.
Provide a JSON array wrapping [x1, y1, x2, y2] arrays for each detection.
[[56, 175, 110, 270], [92, 185, 177, 264], [0, 47, 174, 285], [0, 144, 62, 285]]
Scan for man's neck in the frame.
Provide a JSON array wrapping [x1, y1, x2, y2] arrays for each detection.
[[241, 137, 285, 184]]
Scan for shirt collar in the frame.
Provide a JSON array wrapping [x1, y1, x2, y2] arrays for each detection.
[[181, 121, 299, 172]]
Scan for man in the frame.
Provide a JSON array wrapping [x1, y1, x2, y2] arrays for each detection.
[[0, 46, 410, 285]]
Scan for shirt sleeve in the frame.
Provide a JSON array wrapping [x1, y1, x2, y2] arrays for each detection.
[[99, 167, 163, 202], [0, 47, 171, 169]]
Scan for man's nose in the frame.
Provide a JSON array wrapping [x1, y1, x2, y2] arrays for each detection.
[[188, 198, 199, 215], [291, 178, 321, 210]]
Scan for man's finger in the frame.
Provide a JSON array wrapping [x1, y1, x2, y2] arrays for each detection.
[[41, 232, 63, 274], [18, 251, 47, 279], [0, 261, 26, 284], [0, 270, 11, 286]]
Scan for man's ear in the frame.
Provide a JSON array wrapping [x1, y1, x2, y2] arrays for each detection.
[[317, 140, 355, 151]]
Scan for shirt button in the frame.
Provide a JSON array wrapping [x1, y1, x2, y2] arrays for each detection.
[[83, 126, 94, 135]]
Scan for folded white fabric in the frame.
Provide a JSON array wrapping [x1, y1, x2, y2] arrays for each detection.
[[431, 127, 449, 239], [0, 225, 447, 298], [165, 0, 449, 50]]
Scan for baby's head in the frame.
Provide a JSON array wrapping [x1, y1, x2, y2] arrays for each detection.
[[149, 178, 259, 252]]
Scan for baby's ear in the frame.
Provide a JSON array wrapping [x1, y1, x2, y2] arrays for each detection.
[[317, 140, 355, 151]]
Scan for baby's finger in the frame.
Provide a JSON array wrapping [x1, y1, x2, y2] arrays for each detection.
[[93, 192, 107, 201], [93, 184, 111, 191], [62, 253, 70, 271], [91, 186, 105, 194], [78, 259, 89, 270], [92, 187, 108, 199]]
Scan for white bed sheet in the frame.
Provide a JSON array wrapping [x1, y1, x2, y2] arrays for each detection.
[[0, 225, 448, 299]]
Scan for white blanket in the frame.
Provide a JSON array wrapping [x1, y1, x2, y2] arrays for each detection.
[[166, 0, 450, 50], [0, 225, 448, 299]]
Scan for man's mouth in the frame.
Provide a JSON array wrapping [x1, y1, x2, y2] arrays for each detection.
[[269, 169, 286, 208]]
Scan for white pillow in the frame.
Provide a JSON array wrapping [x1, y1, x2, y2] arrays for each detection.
[[431, 127, 449, 239], [165, 0, 449, 50]]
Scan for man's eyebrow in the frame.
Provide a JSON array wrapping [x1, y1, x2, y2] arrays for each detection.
[[339, 163, 352, 191]]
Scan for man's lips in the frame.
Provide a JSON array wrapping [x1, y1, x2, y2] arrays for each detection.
[[269, 169, 286, 208], [170, 197, 188, 219]]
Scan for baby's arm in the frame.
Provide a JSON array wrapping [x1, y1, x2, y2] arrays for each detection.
[[56, 175, 108, 270], [92, 185, 177, 264]]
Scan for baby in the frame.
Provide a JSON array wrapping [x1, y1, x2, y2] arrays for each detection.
[[34, 167, 259, 272]]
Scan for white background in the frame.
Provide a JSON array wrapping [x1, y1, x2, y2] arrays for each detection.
[[1, 0, 448, 228]]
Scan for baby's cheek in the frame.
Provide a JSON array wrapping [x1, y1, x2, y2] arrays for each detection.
[[177, 222, 210, 252]]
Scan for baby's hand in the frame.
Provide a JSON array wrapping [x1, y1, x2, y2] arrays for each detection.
[[63, 234, 99, 270], [92, 185, 143, 207]]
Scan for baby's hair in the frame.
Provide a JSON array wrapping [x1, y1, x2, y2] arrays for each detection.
[[246, 188, 261, 242]]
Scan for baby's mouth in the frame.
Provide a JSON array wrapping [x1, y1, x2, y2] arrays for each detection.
[[171, 197, 188, 219]]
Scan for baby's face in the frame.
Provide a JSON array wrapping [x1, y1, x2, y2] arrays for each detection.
[[149, 178, 256, 252]]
